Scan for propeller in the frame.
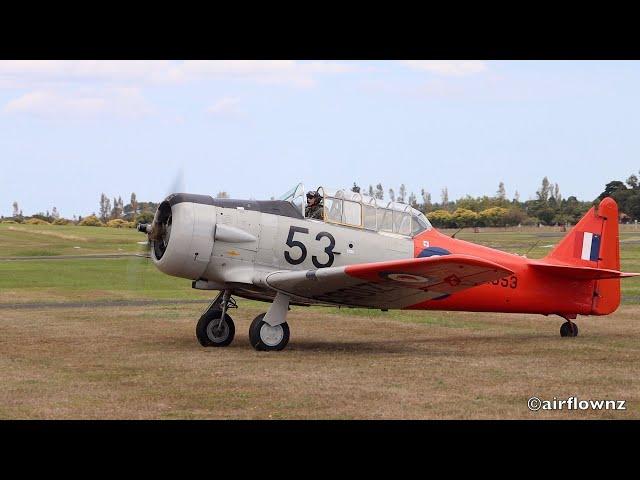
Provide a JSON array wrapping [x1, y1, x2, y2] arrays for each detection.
[[126, 169, 184, 288]]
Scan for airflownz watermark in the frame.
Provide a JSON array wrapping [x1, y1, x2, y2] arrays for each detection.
[[528, 396, 627, 412]]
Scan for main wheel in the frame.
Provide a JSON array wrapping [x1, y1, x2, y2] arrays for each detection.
[[560, 321, 579, 337], [249, 313, 290, 351], [196, 309, 235, 347]]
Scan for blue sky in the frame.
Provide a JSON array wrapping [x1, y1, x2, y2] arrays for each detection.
[[0, 60, 638, 218]]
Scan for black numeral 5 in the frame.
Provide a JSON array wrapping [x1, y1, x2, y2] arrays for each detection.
[[284, 226, 309, 265]]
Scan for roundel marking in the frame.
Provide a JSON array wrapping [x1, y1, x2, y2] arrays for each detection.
[[384, 273, 433, 284], [417, 246, 451, 258]]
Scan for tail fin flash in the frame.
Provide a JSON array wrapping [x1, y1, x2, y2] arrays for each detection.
[[546, 197, 619, 270], [545, 197, 621, 314]]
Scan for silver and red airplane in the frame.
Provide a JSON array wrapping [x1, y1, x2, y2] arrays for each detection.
[[138, 183, 638, 351]]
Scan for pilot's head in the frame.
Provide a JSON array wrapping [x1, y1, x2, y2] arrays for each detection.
[[307, 191, 320, 205]]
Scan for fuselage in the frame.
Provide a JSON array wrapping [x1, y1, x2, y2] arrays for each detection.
[[149, 194, 603, 317], [411, 229, 595, 316]]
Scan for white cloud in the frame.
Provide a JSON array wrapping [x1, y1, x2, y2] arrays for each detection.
[[3, 87, 152, 117], [402, 60, 488, 76], [0, 60, 173, 87], [173, 60, 359, 88], [207, 96, 242, 117], [0, 60, 359, 89], [0, 61, 360, 120]]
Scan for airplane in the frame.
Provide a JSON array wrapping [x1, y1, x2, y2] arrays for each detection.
[[137, 183, 639, 351]]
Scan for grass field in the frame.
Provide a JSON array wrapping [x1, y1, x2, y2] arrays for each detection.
[[1, 223, 639, 419]]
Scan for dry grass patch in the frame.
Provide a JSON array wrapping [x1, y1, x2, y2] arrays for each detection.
[[1, 304, 639, 419]]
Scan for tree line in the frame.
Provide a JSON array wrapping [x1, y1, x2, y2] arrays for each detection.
[[3, 174, 639, 228], [2, 191, 230, 227], [352, 174, 636, 228]]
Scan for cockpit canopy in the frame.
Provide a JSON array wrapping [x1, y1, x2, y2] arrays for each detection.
[[279, 183, 432, 237]]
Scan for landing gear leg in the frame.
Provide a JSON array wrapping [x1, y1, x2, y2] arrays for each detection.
[[249, 292, 291, 351], [559, 314, 579, 338], [196, 290, 237, 347]]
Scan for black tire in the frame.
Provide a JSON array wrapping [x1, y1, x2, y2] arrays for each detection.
[[249, 313, 290, 351], [196, 309, 235, 347], [560, 321, 578, 337]]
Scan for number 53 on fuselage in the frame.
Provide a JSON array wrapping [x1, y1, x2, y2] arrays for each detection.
[[139, 183, 638, 351]]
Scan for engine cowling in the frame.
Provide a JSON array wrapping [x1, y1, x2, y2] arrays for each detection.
[[149, 197, 215, 279]]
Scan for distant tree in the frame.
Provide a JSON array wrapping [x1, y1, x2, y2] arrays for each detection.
[[408, 192, 417, 208], [536, 177, 551, 203], [216, 191, 230, 199], [135, 212, 155, 224], [497, 182, 506, 200], [51, 207, 60, 219], [111, 196, 124, 219], [398, 184, 406, 203], [99, 194, 111, 223], [599, 180, 627, 200], [625, 194, 640, 220], [388, 188, 396, 202], [130, 193, 138, 216], [441, 187, 449, 209], [504, 207, 527, 226], [351, 182, 361, 193], [513, 190, 520, 203], [368, 185, 374, 197], [12, 201, 19, 217], [553, 183, 562, 203], [626, 174, 638, 189], [421, 189, 432, 210], [374, 183, 384, 200]]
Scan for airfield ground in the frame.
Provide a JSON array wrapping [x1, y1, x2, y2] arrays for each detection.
[[1, 223, 639, 419]]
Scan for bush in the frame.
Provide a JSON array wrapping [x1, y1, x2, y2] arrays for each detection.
[[503, 208, 527, 227], [451, 208, 478, 228], [522, 216, 540, 226], [478, 207, 509, 227], [79, 215, 104, 227], [106, 219, 134, 228], [53, 218, 70, 225], [1, 219, 17, 224], [135, 212, 155, 224], [427, 210, 453, 228], [25, 218, 51, 225]]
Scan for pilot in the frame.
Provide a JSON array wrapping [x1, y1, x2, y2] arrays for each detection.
[[305, 191, 324, 219]]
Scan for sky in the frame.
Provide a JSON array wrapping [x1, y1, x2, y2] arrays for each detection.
[[0, 60, 639, 218]]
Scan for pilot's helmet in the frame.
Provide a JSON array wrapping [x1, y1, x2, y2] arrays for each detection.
[[306, 191, 320, 202]]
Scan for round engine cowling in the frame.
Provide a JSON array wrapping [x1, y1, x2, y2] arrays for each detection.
[[150, 199, 215, 279]]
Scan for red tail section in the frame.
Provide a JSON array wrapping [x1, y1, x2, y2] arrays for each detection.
[[545, 197, 621, 314]]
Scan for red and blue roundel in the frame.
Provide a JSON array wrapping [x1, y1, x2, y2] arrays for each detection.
[[418, 246, 451, 258]]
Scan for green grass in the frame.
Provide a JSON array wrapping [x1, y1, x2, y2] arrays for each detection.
[[1, 223, 639, 305], [0, 223, 141, 257]]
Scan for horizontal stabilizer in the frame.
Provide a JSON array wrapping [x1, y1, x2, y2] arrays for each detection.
[[530, 262, 640, 280]]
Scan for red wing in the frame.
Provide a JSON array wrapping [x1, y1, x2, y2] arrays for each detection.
[[265, 254, 514, 309]]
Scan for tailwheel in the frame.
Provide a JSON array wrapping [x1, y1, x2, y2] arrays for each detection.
[[560, 321, 579, 338], [249, 313, 290, 351], [196, 309, 235, 347]]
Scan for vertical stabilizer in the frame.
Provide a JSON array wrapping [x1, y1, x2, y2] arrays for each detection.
[[545, 197, 620, 314]]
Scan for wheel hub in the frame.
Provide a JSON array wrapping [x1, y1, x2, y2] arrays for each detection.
[[260, 323, 284, 347], [206, 320, 229, 343]]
